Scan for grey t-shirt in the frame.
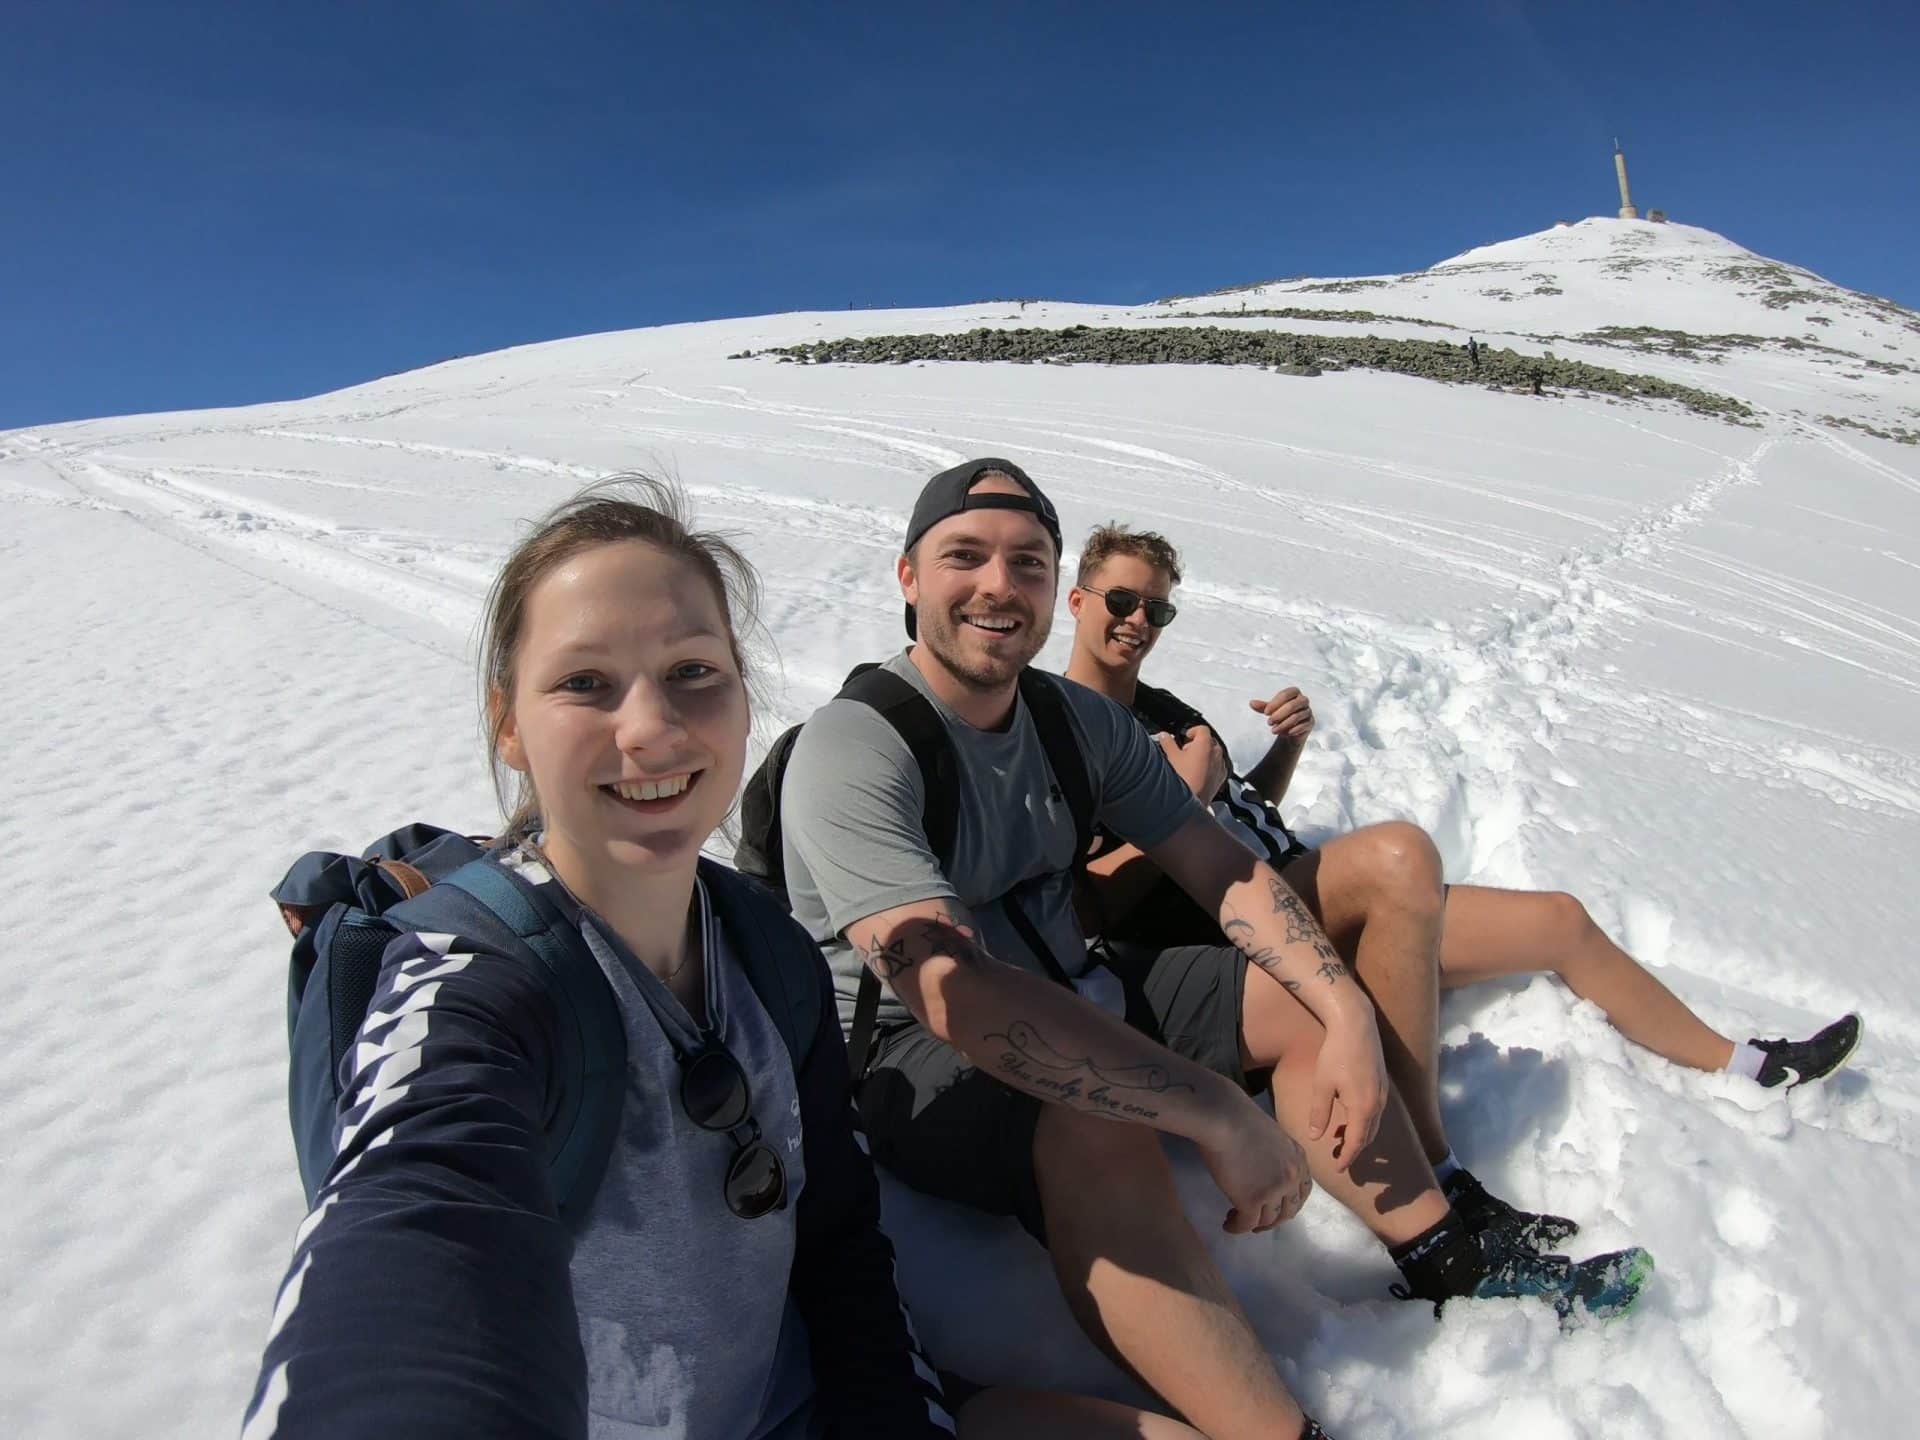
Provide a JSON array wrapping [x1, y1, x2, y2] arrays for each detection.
[[780, 652, 1203, 1031], [499, 850, 819, 1440]]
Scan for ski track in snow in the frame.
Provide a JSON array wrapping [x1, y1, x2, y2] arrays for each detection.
[[5, 218, 1919, 1439]]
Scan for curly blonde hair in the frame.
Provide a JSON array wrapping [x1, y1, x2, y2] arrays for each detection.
[[1076, 522, 1183, 587]]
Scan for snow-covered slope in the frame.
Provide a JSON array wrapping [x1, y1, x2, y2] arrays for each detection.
[[3, 220, 1917, 1438]]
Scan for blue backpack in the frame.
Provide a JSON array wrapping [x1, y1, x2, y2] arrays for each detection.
[[271, 824, 820, 1221]]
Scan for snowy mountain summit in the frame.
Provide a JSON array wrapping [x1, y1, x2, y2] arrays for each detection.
[[2, 218, 1916, 1439], [1172, 217, 1920, 442]]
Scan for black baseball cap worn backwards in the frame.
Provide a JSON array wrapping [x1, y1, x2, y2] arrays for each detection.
[[902, 457, 1063, 638]]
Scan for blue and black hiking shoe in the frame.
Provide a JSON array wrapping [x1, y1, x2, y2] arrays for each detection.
[[1473, 1238, 1655, 1324], [1393, 1221, 1654, 1324], [1753, 1013, 1863, 1089], [1442, 1167, 1580, 1251]]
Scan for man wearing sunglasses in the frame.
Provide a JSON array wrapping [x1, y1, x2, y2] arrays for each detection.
[[1063, 521, 1567, 1251], [1061, 521, 1862, 1156]]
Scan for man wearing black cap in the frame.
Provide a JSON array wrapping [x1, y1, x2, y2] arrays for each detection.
[[778, 460, 1641, 1438]]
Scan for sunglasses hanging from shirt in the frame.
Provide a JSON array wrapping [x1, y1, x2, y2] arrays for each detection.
[[678, 1036, 788, 1219], [1084, 584, 1178, 628]]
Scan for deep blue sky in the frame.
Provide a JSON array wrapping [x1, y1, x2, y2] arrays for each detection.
[[5, 0, 1916, 429]]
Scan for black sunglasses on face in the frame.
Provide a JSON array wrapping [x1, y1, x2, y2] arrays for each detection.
[[679, 1038, 788, 1219], [1083, 584, 1178, 628]]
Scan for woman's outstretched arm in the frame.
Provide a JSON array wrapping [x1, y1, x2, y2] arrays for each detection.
[[243, 933, 585, 1440]]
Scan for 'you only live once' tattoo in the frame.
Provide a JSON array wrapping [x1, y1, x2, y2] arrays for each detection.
[[982, 1020, 1192, 1121]]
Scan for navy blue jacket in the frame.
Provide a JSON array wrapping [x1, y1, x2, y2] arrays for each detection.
[[243, 860, 953, 1439]]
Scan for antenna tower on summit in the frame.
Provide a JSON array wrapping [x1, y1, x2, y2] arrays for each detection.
[[1614, 140, 1639, 219]]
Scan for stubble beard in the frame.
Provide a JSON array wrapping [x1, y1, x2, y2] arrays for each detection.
[[920, 604, 1048, 692]]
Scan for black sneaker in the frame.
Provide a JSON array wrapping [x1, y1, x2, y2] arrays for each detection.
[[1442, 1168, 1579, 1251], [1752, 1013, 1863, 1089], [1394, 1224, 1654, 1324]]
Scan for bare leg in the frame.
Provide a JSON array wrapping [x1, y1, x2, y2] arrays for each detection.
[[1439, 885, 1736, 1071], [1033, 1106, 1308, 1440], [958, 1387, 1208, 1439], [1280, 822, 1451, 1164], [1240, 963, 1452, 1247]]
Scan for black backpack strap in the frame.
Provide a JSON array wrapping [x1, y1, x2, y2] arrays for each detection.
[[836, 666, 960, 1081], [1000, 880, 1075, 986], [847, 973, 885, 1084], [1000, 670, 1101, 984], [1019, 669, 1096, 869], [734, 724, 803, 892], [838, 667, 961, 861]]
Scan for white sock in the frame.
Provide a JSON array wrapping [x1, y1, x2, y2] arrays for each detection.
[[1432, 1149, 1464, 1184], [1726, 1040, 1769, 1081]]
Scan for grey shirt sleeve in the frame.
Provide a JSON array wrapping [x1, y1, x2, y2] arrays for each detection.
[[1062, 679, 1206, 850], [781, 697, 961, 937]]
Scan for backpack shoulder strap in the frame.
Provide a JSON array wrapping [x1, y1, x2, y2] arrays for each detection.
[[837, 665, 960, 865], [703, 861, 820, 1073], [835, 666, 960, 1081], [433, 859, 627, 1224], [1019, 669, 1096, 867], [733, 723, 804, 890]]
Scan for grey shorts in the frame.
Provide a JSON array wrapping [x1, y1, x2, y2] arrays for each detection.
[[853, 943, 1261, 1246]]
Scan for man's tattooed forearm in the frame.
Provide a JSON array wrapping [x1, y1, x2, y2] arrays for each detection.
[[1269, 879, 1339, 960], [982, 1019, 1191, 1122], [1316, 958, 1351, 985]]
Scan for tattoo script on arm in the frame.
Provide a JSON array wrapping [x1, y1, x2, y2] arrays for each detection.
[[981, 1019, 1193, 1122]]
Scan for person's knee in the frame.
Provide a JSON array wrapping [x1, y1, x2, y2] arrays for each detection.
[[1537, 890, 1601, 974], [1033, 1106, 1172, 1194], [1361, 821, 1445, 909]]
